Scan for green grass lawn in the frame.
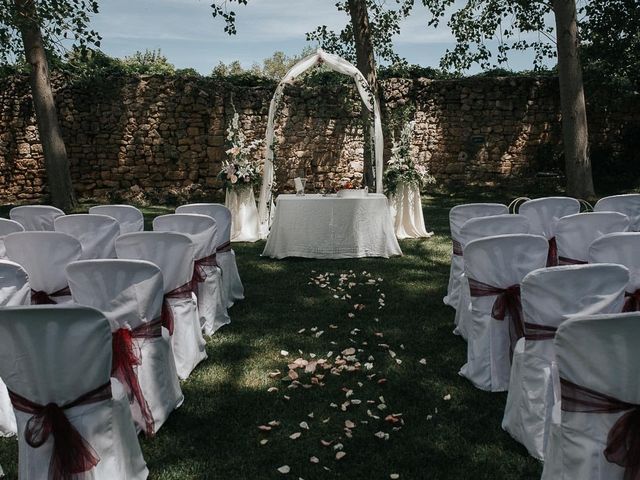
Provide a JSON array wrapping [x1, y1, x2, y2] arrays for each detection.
[[0, 193, 543, 479]]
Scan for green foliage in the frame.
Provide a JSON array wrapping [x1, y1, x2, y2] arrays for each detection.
[[422, 0, 556, 72], [581, 0, 640, 92], [378, 63, 456, 80], [306, 0, 416, 65], [120, 49, 176, 75], [0, 0, 101, 63]]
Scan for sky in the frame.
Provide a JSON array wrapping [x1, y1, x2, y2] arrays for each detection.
[[89, 0, 553, 75]]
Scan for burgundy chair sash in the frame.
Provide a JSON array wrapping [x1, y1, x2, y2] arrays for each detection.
[[112, 319, 163, 437], [161, 281, 193, 335], [623, 290, 640, 313], [9, 382, 112, 480], [547, 237, 558, 267], [192, 252, 218, 286], [452, 239, 463, 256], [468, 277, 524, 360], [561, 377, 640, 480], [558, 255, 588, 266], [31, 286, 72, 305], [524, 322, 557, 341], [217, 241, 232, 253]]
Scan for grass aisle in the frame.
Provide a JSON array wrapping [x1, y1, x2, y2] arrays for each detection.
[[0, 194, 542, 479]]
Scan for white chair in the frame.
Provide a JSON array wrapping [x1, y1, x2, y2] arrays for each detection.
[[542, 313, 640, 480], [176, 203, 244, 308], [443, 203, 508, 310], [54, 214, 120, 259], [590, 232, 640, 312], [0, 305, 148, 480], [454, 214, 530, 340], [555, 212, 629, 265], [4, 231, 82, 304], [89, 205, 144, 234], [9, 205, 64, 231], [0, 261, 30, 438], [502, 264, 629, 460], [518, 197, 581, 266], [116, 232, 207, 380], [67, 259, 184, 436], [595, 194, 640, 231], [153, 214, 230, 335], [459, 233, 548, 392], [0, 219, 24, 259]]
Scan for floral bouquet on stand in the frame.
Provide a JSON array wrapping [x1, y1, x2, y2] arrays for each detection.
[[218, 108, 263, 191], [383, 120, 435, 196]]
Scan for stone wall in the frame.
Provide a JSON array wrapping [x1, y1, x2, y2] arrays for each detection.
[[0, 73, 639, 204]]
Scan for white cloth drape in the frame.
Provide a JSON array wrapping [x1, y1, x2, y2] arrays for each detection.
[[258, 49, 384, 239], [389, 183, 432, 239], [225, 189, 260, 243]]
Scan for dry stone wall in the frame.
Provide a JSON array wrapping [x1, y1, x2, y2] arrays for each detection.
[[0, 73, 638, 204]]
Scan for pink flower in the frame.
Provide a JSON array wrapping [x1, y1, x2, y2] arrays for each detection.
[[230, 174, 238, 184], [226, 164, 236, 176], [226, 146, 241, 156]]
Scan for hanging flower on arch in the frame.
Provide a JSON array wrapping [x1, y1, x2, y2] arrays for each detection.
[[217, 103, 263, 191]]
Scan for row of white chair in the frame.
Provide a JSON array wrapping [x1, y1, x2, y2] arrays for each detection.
[[0, 203, 247, 477], [445, 196, 640, 480]]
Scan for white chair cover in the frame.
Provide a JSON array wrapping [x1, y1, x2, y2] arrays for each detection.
[[459, 233, 548, 392], [176, 203, 244, 307], [518, 197, 581, 239], [54, 214, 120, 259], [115, 232, 207, 380], [388, 182, 432, 239], [0, 261, 30, 438], [89, 205, 144, 234], [502, 264, 628, 460], [66, 259, 184, 435], [9, 205, 64, 231], [543, 313, 640, 480], [444, 203, 508, 309], [153, 214, 230, 335], [4, 231, 82, 304], [590, 232, 640, 299], [454, 214, 530, 340], [555, 212, 630, 264], [0, 219, 24, 259], [0, 305, 148, 479], [594, 194, 640, 231], [225, 188, 260, 242]]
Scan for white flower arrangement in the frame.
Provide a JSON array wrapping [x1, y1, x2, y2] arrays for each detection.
[[383, 120, 435, 195], [218, 107, 263, 191]]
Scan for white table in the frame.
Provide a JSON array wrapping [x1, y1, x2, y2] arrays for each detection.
[[262, 194, 403, 259]]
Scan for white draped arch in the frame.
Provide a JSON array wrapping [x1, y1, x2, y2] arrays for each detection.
[[258, 48, 384, 238]]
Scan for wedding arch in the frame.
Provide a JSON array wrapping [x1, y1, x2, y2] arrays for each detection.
[[257, 48, 384, 238]]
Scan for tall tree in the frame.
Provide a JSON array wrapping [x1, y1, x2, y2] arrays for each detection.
[[346, 0, 378, 188], [1, 0, 102, 210]]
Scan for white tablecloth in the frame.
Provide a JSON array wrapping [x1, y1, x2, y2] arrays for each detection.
[[389, 183, 433, 239], [225, 188, 260, 243], [262, 194, 402, 259]]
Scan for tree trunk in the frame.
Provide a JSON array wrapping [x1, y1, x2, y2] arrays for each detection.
[[347, 0, 378, 190], [15, 0, 77, 210], [553, 0, 595, 199]]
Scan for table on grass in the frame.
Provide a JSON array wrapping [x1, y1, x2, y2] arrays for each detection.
[[262, 193, 402, 259]]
